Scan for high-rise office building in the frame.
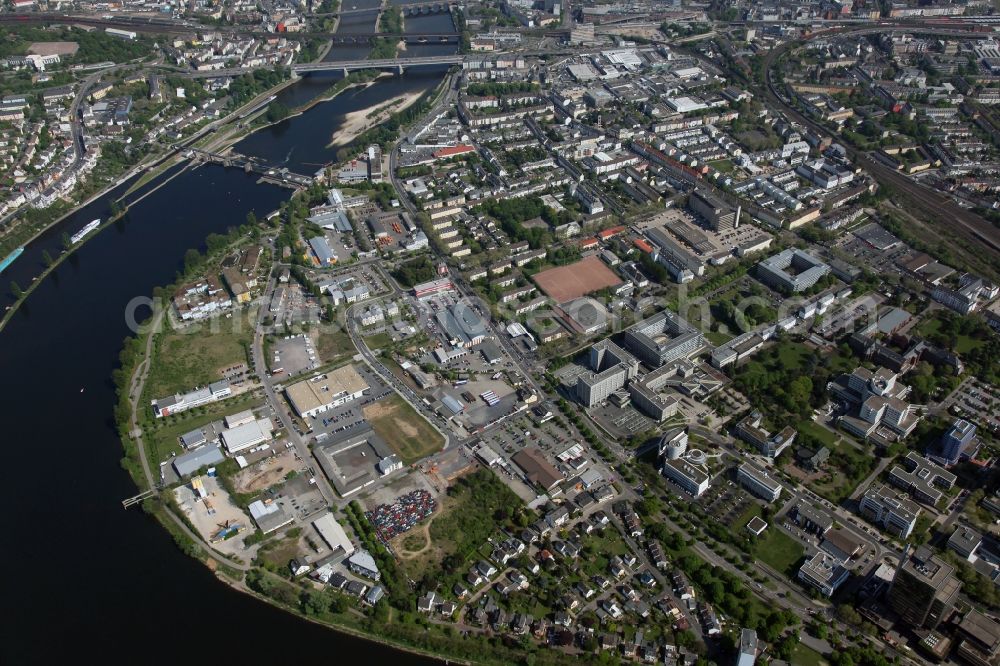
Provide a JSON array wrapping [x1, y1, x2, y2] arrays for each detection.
[[939, 419, 976, 465], [888, 546, 961, 630]]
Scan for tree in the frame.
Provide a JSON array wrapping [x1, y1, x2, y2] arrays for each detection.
[[265, 101, 291, 124], [10, 281, 23, 299], [61, 232, 71, 250], [246, 211, 258, 226], [836, 604, 862, 626], [811, 621, 829, 640], [183, 248, 203, 273], [302, 589, 330, 616], [42, 250, 54, 266]]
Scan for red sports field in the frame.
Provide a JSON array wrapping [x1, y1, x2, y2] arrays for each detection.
[[532, 255, 623, 303]]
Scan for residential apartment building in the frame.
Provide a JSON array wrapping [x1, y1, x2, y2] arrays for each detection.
[[947, 526, 983, 561], [955, 609, 1000, 666], [736, 462, 782, 503], [887, 452, 956, 506], [734, 411, 796, 458], [575, 340, 639, 408], [829, 365, 921, 442], [688, 189, 740, 232], [859, 483, 921, 538], [937, 419, 976, 466], [756, 248, 830, 293], [798, 552, 849, 597], [660, 458, 710, 497]]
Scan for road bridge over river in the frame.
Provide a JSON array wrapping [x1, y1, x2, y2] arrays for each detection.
[[185, 54, 465, 78]]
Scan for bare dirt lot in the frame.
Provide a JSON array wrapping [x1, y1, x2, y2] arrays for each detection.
[[233, 449, 302, 494], [28, 41, 80, 56], [392, 520, 433, 559], [174, 476, 252, 557], [532, 255, 623, 303], [359, 468, 436, 510]]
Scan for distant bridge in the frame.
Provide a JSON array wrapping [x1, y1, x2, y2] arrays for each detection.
[[326, 31, 459, 44], [187, 54, 464, 78], [0, 12, 458, 40], [309, 1, 457, 17], [295, 53, 464, 73]]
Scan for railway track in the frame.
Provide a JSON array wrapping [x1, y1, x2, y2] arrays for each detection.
[[759, 32, 1000, 265]]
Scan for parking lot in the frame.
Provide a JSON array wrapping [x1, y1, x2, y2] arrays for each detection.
[[320, 229, 355, 266], [269, 334, 318, 377], [447, 378, 520, 430], [279, 474, 329, 521], [945, 378, 1000, 435], [365, 489, 437, 543], [477, 413, 562, 456], [700, 480, 755, 526], [359, 468, 438, 509], [832, 229, 911, 276]]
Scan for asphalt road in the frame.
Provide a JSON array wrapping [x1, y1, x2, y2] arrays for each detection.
[[251, 266, 340, 507]]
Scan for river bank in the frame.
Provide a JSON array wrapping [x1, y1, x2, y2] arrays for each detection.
[[0, 68, 303, 270], [105, 204, 523, 666], [0, 207, 129, 332], [0, 164, 342, 665], [328, 88, 423, 147]]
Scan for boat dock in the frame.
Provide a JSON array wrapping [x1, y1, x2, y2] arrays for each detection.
[[0, 247, 24, 275]]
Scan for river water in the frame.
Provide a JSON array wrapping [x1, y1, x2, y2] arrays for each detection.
[[235, 9, 456, 174], [0, 11, 457, 663]]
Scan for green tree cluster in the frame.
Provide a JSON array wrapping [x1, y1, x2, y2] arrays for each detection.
[[392, 256, 437, 287]]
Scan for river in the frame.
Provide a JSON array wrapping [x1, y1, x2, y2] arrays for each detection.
[[0, 163, 443, 664], [235, 6, 457, 173], [0, 10, 458, 662]]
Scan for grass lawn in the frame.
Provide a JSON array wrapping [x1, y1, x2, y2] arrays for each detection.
[[257, 533, 301, 569], [810, 476, 854, 505], [362, 392, 443, 464], [797, 419, 840, 448], [792, 644, 828, 666], [146, 312, 255, 399], [316, 327, 355, 363], [808, 437, 874, 503], [708, 158, 736, 173], [705, 329, 735, 346], [363, 332, 392, 351], [918, 315, 983, 354], [145, 392, 262, 464], [775, 341, 811, 371], [755, 528, 805, 577], [735, 502, 763, 528], [401, 469, 522, 585]]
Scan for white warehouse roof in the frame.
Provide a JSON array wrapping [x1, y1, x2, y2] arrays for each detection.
[[221, 418, 273, 454], [312, 513, 356, 557]]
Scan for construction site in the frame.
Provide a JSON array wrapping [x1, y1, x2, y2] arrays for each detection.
[[173, 474, 252, 558]]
